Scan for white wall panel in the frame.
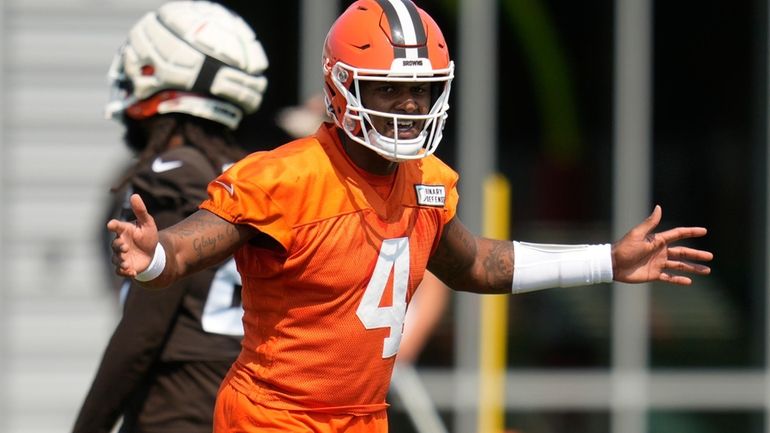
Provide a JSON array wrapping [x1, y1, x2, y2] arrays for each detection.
[[8, 140, 129, 185], [0, 2, 164, 432]]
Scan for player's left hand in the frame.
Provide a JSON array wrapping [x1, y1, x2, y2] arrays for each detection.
[[612, 205, 712, 285]]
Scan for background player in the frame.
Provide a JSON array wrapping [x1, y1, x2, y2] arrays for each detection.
[[72, 2, 268, 432]]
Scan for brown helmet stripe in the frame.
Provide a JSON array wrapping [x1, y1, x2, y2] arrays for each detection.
[[375, 0, 429, 59]]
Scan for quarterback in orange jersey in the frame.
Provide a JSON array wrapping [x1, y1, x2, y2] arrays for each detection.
[[201, 121, 459, 414], [107, 1, 714, 432]]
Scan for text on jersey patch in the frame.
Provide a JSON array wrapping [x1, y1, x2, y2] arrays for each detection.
[[415, 184, 446, 207]]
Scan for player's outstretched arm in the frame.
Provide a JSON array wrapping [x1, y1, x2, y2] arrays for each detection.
[[612, 205, 712, 285], [108, 193, 255, 288], [427, 205, 713, 295]]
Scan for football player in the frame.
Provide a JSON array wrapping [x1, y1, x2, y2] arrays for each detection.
[[106, 1, 713, 432], [72, 2, 268, 433]]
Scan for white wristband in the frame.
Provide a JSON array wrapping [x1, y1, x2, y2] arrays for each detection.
[[135, 242, 166, 282], [512, 241, 613, 293]]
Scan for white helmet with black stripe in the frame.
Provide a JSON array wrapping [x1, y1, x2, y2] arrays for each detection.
[[106, 1, 269, 129], [322, 0, 454, 161]]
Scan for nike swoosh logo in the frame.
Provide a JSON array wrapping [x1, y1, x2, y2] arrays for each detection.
[[151, 158, 183, 173], [214, 180, 235, 196]]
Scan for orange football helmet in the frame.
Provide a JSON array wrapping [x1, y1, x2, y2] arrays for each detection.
[[322, 0, 454, 161]]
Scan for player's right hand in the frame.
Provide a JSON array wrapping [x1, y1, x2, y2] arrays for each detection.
[[107, 194, 159, 278]]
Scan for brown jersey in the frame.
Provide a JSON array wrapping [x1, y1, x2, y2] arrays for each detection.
[[73, 146, 243, 433]]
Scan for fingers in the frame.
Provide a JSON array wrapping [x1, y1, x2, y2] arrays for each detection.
[[115, 265, 137, 278], [668, 246, 713, 263], [658, 226, 708, 244], [110, 237, 137, 278], [657, 244, 712, 285], [107, 218, 127, 234], [630, 205, 662, 237], [108, 219, 139, 277], [130, 194, 151, 226], [665, 259, 711, 275], [659, 245, 712, 282], [107, 198, 157, 279], [658, 273, 693, 286], [650, 204, 662, 223]]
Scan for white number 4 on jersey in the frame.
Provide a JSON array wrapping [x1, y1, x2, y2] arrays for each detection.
[[356, 237, 410, 358]]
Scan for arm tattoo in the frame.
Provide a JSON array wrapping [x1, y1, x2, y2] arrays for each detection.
[[166, 211, 242, 269], [428, 219, 477, 285], [192, 235, 219, 261], [480, 239, 514, 293], [429, 218, 514, 294]]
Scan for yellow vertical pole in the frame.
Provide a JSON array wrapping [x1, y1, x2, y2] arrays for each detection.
[[477, 173, 511, 433]]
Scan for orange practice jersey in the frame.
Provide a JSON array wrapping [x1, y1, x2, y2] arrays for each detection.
[[200, 123, 459, 414]]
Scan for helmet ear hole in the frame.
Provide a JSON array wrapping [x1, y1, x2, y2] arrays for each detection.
[[140, 65, 155, 76], [323, 83, 342, 118], [324, 82, 337, 100]]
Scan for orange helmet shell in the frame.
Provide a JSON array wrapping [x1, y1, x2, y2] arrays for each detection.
[[322, 0, 451, 127]]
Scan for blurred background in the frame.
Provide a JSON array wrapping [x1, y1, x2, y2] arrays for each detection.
[[0, 0, 759, 432]]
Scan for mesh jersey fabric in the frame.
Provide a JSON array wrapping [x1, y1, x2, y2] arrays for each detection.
[[200, 122, 459, 413], [214, 382, 388, 433]]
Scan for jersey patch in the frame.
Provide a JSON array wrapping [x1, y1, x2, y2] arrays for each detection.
[[414, 184, 446, 207]]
